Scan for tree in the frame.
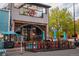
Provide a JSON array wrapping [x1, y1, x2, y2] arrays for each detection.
[[49, 7, 74, 38], [75, 19, 79, 34]]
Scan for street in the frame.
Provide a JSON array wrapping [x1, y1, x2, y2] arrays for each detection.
[[6, 47, 79, 56]]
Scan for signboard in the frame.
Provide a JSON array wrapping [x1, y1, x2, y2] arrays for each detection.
[[42, 31, 45, 40], [63, 32, 67, 40], [20, 8, 43, 18], [0, 9, 10, 33], [53, 30, 57, 41]]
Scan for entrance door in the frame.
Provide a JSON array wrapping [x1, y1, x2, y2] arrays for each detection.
[[15, 24, 46, 41], [22, 25, 43, 41]]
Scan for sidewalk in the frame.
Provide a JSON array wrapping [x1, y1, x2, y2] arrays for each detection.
[[6, 47, 79, 56]]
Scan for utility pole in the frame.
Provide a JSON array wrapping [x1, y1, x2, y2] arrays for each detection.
[[73, 3, 76, 41]]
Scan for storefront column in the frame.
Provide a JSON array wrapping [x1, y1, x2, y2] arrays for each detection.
[[12, 21, 15, 32], [21, 28, 24, 35], [46, 24, 49, 40]]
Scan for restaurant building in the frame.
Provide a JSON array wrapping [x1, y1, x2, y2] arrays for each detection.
[[0, 3, 50, 41]]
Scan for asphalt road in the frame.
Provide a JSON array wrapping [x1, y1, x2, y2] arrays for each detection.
[[5, 47, 79, 56]]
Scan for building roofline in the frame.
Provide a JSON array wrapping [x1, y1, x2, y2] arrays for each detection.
[[19, 3, 51, 8]]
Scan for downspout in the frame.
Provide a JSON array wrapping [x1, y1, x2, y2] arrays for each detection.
[[8, 3, 12, 41], [10, 3, 12, 31]]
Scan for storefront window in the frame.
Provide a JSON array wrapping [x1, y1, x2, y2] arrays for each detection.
[[37, 7, 43, 12], [43, 8, 46, 14], [34, 11, 43, 17], [19, 8, 26, 15], [19, 4, 46, 18]]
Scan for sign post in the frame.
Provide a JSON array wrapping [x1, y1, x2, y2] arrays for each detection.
[[20, 35, 24, 54], [63, 32, 67, 40], [53, 30, 57, 41], [42, 31, 45, 41]]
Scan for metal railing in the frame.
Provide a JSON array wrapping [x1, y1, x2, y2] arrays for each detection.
[[23, 40, 76, 52]]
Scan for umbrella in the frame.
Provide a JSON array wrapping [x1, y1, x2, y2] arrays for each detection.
[[1, 31, 21, 38]]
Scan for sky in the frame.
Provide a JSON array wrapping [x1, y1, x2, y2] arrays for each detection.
[[0, 3, 79, 20], [49, 3, 79, 20]]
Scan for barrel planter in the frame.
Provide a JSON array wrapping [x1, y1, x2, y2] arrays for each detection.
[[52, 42, 55, 48], [78, 40, 79, 46], [28, 42, 33, 50], [62, 41, 65, 48], [62, 40, 68, 49], [14, 42, 21, 47], [65, 41, 68, 48], [60, 40, 63, 49], [38, 41, 42, 49], [42, 41, 46, 49], [68, 41, 72, 48], [32, 41, 38, 52], [71, 41, 75, 49], [72, 44, 76, 49], [55, 41, 58, 48], [50, 41, 54, 48]]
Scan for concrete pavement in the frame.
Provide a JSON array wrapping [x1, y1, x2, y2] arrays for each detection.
[[5, 47, 79, 56]]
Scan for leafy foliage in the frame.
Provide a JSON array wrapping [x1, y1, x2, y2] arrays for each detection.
[[49, 7, 74, 38]]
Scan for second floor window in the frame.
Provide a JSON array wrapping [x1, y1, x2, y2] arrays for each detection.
[[19, 4, 46, 18]]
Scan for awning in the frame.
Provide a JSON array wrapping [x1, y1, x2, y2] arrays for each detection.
[[1, 31, 21, 37], [1, 31, 17, 35]]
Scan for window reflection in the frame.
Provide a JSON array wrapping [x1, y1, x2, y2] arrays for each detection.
[[19, 4, 46, 18]]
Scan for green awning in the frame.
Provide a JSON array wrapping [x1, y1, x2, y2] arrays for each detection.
[[1, 31, 16, 35], [1, 31, 21, 36]]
